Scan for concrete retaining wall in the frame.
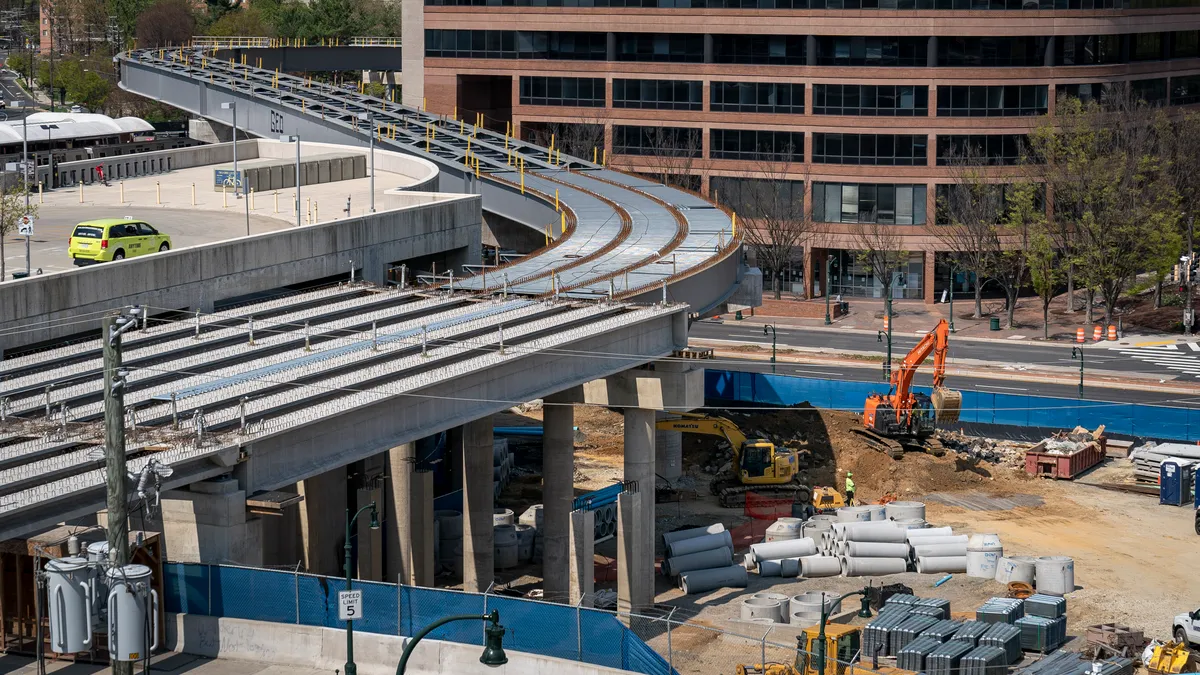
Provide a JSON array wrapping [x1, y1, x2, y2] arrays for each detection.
[[166, 613, 634, 675], [0, 193, 480, 354]]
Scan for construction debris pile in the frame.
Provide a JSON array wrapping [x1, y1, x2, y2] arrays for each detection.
[[1040, 427, 1103, 455], [936, 430, 1030, 466]]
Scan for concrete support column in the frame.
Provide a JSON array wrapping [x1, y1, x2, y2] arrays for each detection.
[[385, 444, 435, 586], [299, 466, 347, 576], [654, 412, 682, 483], [927, 36, 938, 68], [461, 417, 495, 592], [616, 490, 649, 613], [569, 509, 595, 607], [621, 408, 655, 610], [542, 398, 576, 602]]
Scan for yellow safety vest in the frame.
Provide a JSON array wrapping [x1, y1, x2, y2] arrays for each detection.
[[846, 477, 855, 492]]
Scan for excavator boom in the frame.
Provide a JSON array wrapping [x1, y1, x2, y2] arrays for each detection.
[[862, 319, 960, 442], [654, 413, 748, 449]]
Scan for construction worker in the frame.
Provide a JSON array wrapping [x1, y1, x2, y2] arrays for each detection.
[[845, 471, 855, 506]]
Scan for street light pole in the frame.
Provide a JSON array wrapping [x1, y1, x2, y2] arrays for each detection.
[[221, 102, 239, 197], [763, 324, 777, 373], [358, 112, 375, 213], [280, 134, 302, 227], [343, 502, 379, 675], [396, 610, 508, 674], [824, 254, 834, 326], [1186, 217, 1194, 335], [947, 259, 956, 333], [878, 285, 894, 381], [1071, 347, 1084, 398]]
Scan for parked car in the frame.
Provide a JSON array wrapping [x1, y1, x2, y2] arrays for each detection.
[[1175, 608, 1200, 648], [68, 218, 172, 265]]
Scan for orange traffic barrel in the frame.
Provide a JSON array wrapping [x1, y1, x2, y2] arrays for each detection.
[[883, 314, 890, 331], [1076, 328, 1085, 343], [1093, 325, 1103, 341], [1108, 325, 1117, 340]]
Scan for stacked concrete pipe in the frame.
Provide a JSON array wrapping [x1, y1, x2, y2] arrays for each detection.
[[665, 523, 745, 593], [435, 510, 464, 578]]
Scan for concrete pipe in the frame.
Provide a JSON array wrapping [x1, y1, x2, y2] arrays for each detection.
[[1034, 556, 1074, 596], [519, 505, 543, 529], [662, 523, 726, 548], [885, 501, 927, 521], [765, 517, 805, 542], [915, 555, 967, 574], [837, 506, 873, 523], [802, 518, 835, 540], [668, 531, 734, 558], [792, 611, 822, 627], [749, 537, 818, 562], [893, 519, 928, 530], [905, 527, 954, 540], [493, 508, 515, 527], [790, 591, 841, 618], [493, 465, 504, 481], [841, 556, 909, 577], [494, 481, 502, 500], [847, 542, 911, 558], [753, 592, 791, 623], [780, 557, 801, 578], [450, 541, 465, 577], [966, 533, 1003, 579], [994, 556, 1036, 585], [844, 523, 908, 543], [435, 510, 464, 539], [911, 543, 968, 559], [759, 559, 783, 577], [664, 546, 733, 577], [906, 535, 967, 547], [680, 565, 748, 594], [800, 556, 844, 578], [866, 504, 888, 521], [741, 597, 783, 622]]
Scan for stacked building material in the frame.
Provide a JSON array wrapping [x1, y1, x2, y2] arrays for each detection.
[[1024, 594, 1067, 619], [679, 565, 748, 594], [1015, 615, 1068, 653], [912, 597, 951, 620], [1131, 442, 1200, 483], [664, 523, 741, 591], [920, 619, 965, 643], [976, 597, 1025, 624], [434, 509, 464, 576], [493, 439, 513, 498], [863, 605, 913, 657], [951, 621, 991, 647], [926, 639, 974, 675], [961, 644, 1008, 675], [790, 591, 840, 626], [898, 635, 944, 672], [518, 505, 544, 562], [885, 593, 920, 608], [979, 623, 1023, 665], [1015, 651, 1135, 675], [891, 615, 941, 655], [835, 521, 913, 576]]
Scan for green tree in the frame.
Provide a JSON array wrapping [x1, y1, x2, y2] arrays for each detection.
[[1027, 227, 1061, 340], [109, 0, 154, 47], [993, 181, 1041, 329], [206, 5, 267, 36]]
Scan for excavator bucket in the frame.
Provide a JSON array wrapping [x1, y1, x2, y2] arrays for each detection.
[[1147, 641, 1193, 674], [932, 387, 962, 424]]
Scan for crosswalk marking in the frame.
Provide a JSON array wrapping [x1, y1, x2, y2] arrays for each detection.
[[1114, 341, 1200, 378], [1188, 342, 1200, 351]]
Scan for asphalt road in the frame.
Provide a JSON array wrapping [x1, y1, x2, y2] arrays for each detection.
[[0, 52, 36, 118]]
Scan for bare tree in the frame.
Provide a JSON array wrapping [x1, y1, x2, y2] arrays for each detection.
[[521, 113, 607, 162], [641, 126, 704, 191], [717, 151, 809, 300], [992, 180, 1040, 329], [852, 215, 909, 304], [935, 143, 1004, 319], [1161, 111, 1200, 318], [135, 0, 196, 48]]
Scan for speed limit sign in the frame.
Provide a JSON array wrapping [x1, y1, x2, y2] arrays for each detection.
[[338, 589, 363, 621], [17, 214, 33, 236]]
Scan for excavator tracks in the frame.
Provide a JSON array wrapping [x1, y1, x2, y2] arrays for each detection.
[[712, 478, 812, 509], [850, 428, 906, 459]]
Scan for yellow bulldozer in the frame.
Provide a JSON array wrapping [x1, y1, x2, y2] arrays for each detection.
[[737, 623, 916, 675]]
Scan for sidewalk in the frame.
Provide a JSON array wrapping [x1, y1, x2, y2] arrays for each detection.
[[0, 652, 320, 674], [730, 292, 1199, 345]]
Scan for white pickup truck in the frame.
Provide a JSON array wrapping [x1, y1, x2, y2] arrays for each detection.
[[1175, 608, 1200, 647]]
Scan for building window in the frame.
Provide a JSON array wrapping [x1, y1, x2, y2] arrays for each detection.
[[710, 82, 804, 114], [937, 85, 1048, 117], [829, 250, 924, 300], [812, 133, 928, 166], [1056, 82, 1109, 105], [1172, 75, 1200, 106], [424, 0, 1191, 7], [614, 80, 702, 110], [1057, 35, 1123, 66], [815, 37, 926, 67], [522, 122, 606, 157], [939, 37, 1048, 67], [519, 77, 605, 107], [936, 135, 1029, 166], [813, 84, 927, 116], [710, 129, 805, 161], [613, 126, 702, 157], [424, 30, 607, 60], [713, 35, 807, 65], [935, 183, 1046, 225], [1132, 32, 1164, 61], [711, 176, 804, 215], [1131, 78, 1169, 106], [813, 182, 927, 225], [1172, 31, 1200, 59], [616, 34, 704, 63]]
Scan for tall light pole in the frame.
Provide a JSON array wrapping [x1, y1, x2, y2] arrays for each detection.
[[357, 111, 375, 213], [13, 100, 30, 275], [809, 590, 873, 675], [280, 134, 301, 227], [947, 259, 956, 333], [40, 123, 58, 190], [396, 610, 508, 674], [1071, 347, 1084, 398], [763, 323, 777, 373], [343, 502, 379, 675], [824, 254, 834, 326], [878, 277, 894, 381], [1185, 217, 1194, 335], [220, 101, 239, 197]]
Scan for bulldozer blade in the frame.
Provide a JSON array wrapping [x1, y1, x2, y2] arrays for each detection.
[[932, 387, 962, 424]]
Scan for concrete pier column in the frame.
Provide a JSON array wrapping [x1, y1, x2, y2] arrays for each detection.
[[299, 466, 346, 576], [542, 397, 575, 602], [385, 444, 435, 586], [462, 417, 495, 592], [654, 412, 682, 483], [569, 509, 595, 606], [616, 490, 650, 613]]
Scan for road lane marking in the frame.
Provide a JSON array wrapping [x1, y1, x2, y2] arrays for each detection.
[[974, 384, 1029, 391]]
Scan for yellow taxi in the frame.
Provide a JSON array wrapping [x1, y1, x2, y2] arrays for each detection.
[[68, 218, 172, 266]]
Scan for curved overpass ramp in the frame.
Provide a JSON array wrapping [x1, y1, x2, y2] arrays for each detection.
[[118, 49, 747, 315]]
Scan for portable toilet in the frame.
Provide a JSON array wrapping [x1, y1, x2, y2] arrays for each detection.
[[1160, 460, 1196, 506]]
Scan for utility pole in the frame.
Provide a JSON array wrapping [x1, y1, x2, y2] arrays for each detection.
[[1186, 217, 1194, 335], [103, 314, 133, 675]]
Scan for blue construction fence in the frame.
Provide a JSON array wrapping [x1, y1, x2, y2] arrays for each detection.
[[162, 562, 672, 675], [706, 369, 1200, 441]]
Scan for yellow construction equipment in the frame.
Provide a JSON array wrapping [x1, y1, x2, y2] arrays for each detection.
[[655, 413, 807, 508], [1147, 641, 1194, 674], [812, 486, 846, 513], [736, 624, 917, 675]]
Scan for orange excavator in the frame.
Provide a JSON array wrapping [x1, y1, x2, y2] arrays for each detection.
[[857, 319, 961, 457]]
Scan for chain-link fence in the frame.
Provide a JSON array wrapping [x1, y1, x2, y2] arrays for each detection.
[[163, 562, 858, 675]]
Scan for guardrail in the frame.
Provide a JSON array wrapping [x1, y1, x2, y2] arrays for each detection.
[[189, 36, 400, 49]]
